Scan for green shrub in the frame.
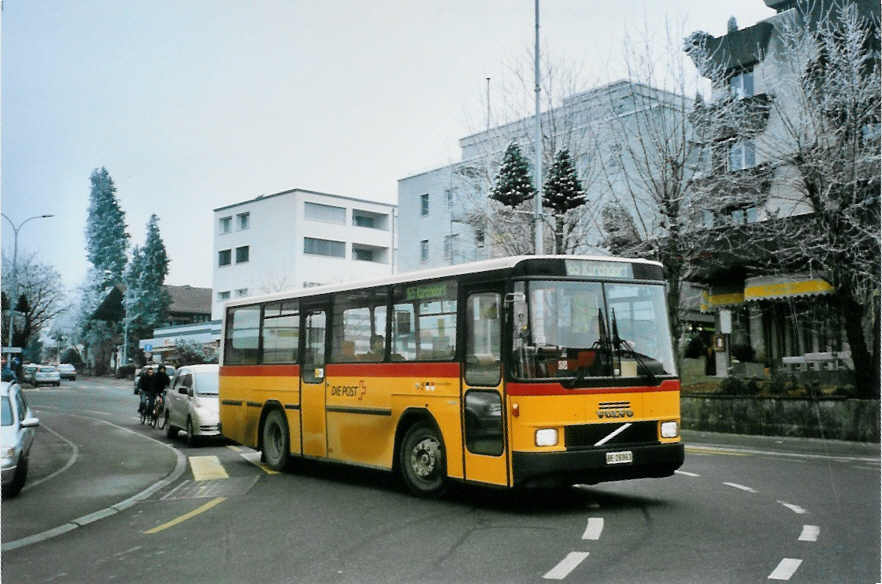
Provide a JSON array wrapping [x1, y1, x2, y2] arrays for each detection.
[[767, 371, 792, 396], [719, 376, 745, 394]]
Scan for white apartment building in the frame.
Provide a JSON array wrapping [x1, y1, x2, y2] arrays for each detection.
[[397, 80, 689, 273], [211, 189, 396, 319]]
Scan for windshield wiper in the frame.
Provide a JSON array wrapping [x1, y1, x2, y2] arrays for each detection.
[[610, 308, 657, 385], [562, 309, 612, 389]]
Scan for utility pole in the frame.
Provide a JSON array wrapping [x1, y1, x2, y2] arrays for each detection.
[[533, 0, 544, 254]]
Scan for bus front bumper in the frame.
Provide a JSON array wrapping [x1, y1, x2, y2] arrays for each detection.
[[512, 442, 685, 488]]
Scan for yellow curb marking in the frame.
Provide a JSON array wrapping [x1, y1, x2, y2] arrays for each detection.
[[143, 497, 226, 534], [189, 456, 229, 481], [241, 451, 279, 475]]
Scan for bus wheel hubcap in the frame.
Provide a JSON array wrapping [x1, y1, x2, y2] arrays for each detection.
[[411, 438, 440, 478]]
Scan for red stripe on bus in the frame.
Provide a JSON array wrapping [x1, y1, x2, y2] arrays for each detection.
[[220, 365, 301, 377], [326, 362, 460, 377], [506, 379, 680, 396]]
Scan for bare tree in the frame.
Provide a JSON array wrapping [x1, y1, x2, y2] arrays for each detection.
[[1, 252, 68, 351]]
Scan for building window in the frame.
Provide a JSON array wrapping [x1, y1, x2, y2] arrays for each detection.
[[305, 202, 345, 225], [352, 209, 389, 230], [237, 212, 250, 231], [420, 239, 429, 262], [729, 69, 754, 99], [420, 193, 429, 216], [235, 245, 250, 263], [218, 249, 231, 266], [352, 244, 387, 263], [304, 237, 345, 258], [444, 234, 458, 262], [219, 216, 232, 234], [217, 290, 231, 301], [446, 189, 454, 212], [303, 281, 325, 288], [236, 288, 248, 297], [728, 140, 756, 171], [474, 228, 485, 248]]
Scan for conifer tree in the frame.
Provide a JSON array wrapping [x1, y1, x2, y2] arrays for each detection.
[[124, 215, 171, 359], [85, 167, 129, 287], [543, 149, 586, 253], [489, 142, 536, 208]]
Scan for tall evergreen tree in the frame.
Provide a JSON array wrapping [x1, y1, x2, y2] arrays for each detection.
[[85, 167, 129, 287], [543, 149, 587, 253], [123, 215, 171, 360], [490, 142, 536, 208]]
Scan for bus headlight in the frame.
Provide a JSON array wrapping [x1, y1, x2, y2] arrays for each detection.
[[660, 421, 679, 438], [535, 428, 558, 447]]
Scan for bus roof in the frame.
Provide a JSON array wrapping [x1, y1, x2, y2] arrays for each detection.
[[223, 254, 662, 310]]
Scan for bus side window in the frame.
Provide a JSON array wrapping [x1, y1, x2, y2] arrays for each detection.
[[465, 292, 502, 386]]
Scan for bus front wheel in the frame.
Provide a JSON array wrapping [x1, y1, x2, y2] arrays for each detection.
[[261, 409, 290, 471], [399, 422, 447, 497]]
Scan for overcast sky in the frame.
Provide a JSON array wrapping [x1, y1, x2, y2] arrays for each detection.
[[1, 1, 774, 294]]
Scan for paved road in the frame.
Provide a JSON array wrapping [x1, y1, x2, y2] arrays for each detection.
[[2, 378, 879, 583]]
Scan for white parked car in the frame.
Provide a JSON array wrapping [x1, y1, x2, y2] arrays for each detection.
[[57, 363, 77, 381], [163, 364, 219, 446], [1, 380, 39, 497], [34, 366, 61, 387]]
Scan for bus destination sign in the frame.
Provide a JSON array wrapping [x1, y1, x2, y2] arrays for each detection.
[[565, 259, 633, 279]]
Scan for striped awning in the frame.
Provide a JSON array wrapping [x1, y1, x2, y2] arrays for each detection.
[[701, 274, 834, 311], [744, 274, 834, 301]]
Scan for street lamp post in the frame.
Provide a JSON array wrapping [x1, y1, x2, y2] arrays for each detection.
[[2, 213, 54, 358]]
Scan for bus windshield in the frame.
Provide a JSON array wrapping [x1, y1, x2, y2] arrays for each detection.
[[511, 280, 676, 382]]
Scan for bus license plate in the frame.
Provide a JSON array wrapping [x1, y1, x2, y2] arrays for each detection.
[[606, 451, 633, 465]]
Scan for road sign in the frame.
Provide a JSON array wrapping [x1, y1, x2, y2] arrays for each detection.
[[144, 343, 153, 352]]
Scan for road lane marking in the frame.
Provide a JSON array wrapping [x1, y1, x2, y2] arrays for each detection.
[[686, 446, 748, 457], [240, 450, 279, 475], [798, 525, 820, 541], [723, 482, 757, 493], [226, 445, 242, 452], [777, 501, 807, 514], [143, 497, 226, 534], [543, 552, 589, 580], [768, 558, 802, 580], [189, 456, 229, 481], [675, 470, 700, 477], [23, 422, 80, 492], [582, 518, 604, 540]]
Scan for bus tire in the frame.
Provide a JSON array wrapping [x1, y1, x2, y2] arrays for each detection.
[[399, 421, 447, 497], [261, 409, 290, 471]]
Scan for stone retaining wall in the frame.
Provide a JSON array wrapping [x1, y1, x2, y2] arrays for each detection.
[[681, 395, 880, 442]]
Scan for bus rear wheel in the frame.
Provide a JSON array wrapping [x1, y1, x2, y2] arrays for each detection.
[[399, 422, 446, 497], [261, 409, 290, 471]]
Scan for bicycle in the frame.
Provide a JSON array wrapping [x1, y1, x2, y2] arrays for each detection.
[[153, 392, 167, 430]]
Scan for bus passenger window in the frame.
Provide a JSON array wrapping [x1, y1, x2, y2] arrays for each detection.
[[330, 288, 388, 362], [465, 292, 501, 386], [224, 305, 261, 365], [392, 279, 457, 361], [262, 301, 299, 363]]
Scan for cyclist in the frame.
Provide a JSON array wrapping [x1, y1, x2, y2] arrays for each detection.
[[152, 365, 171, 420], [138, 367, 156, 417]]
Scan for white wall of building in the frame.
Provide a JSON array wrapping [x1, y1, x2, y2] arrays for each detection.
[[212, 189, 395, 319]]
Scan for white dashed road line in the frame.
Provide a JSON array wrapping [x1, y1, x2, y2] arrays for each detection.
[[798, 525, 820, 542], [543, 552, 590, 580], [675, 470, 700, 477], [723, 482, 757, 493], [581, 518, 604, 541], [777, 501, 807, 514], [768, 558, 803, 580]]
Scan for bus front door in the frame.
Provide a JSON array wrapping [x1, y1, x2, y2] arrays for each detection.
[[300, 306, 328, 458], [462, 288, 509, 487]]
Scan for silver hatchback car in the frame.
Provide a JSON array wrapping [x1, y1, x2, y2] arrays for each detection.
[[1, 380, 39, 497]]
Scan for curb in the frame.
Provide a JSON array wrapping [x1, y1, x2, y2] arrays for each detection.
[[1, 416, 188, 552]]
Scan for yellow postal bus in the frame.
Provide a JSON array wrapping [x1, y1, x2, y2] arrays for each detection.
[[219, 255, 683, 495]]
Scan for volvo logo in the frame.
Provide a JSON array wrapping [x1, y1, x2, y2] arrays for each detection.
[[597, 401, 634, 419], [597, 409, 634, 418]]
